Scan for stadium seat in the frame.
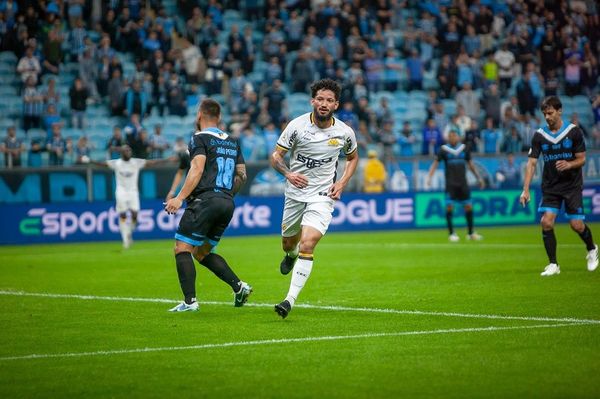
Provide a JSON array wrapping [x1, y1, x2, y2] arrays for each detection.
[[0, 51, 18, 64]]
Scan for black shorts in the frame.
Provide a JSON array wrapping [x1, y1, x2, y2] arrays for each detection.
[[539, 189, 585, 219], [445, 184, 471, 204], [175, 194, 235, 246]]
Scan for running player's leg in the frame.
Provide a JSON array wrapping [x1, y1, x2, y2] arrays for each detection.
[[538, 193, 560, 275], [564, 190, 598, 271], [445, 189, 457, 241], [115, 192, 130, 248], [279, 197, 304, 274], [276, 201, 332, 318]]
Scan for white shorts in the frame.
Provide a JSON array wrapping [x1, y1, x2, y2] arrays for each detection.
[[281, 197, 334, 237], [115, 191, 140, 214]]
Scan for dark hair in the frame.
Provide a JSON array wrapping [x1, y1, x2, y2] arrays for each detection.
[[310, 79, 341, 101], [200, 98, 221, 119], [540, 96, 562, 112]]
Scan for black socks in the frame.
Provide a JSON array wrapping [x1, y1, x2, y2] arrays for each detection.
[[542, 229, 557, 264], [578, 225, 595, 251], [175, 252, 196, 304], [200, 253, 241, 292]]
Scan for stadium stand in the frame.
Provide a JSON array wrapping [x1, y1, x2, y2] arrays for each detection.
[[0, 0, 599, 168]]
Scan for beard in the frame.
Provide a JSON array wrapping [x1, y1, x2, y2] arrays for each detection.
[[313, 106, 334, 122]]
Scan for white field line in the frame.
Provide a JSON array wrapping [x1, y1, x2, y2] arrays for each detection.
[[0, 322, 590, 362], [1, 290, 599, 325], [321, 243, 583, 249]]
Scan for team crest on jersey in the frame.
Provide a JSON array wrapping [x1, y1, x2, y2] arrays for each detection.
[[542, 144, 549, 151], [328, 138, 340, 146], [563, 138, 572, 149]]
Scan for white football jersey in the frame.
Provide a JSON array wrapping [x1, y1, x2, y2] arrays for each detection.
[[106, 158, 146, 195], [276, 112, 358, 202]]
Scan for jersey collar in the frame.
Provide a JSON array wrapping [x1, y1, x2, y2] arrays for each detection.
[[309, 112, 335, 127], [441, 143, 465, 156], [537, 120, 576, 144]]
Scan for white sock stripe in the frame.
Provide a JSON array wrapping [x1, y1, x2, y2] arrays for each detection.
[[1, 290, 599, 324], [0, 322, 588, 362]]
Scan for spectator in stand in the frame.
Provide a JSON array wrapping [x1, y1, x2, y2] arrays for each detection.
[[422, 119, 443, 154], [263, 79, 286, 126], [69, 77, 88, 129], [437, 54, 457, 98], [456, 83, 480, 121], [74, 136, 93, 164], [482, 54, 498, 87], [406, 48, 424, 91], [28, 138, 44, 167], [364, 48, 384, 92], [149, 124, 170, 159], [502, 126, 523, 154], [78, 46, 98, 101], [42, 102, 61, 140], [398, 121, 416, 157], [16, 45, 41, 86], [107, 126, 124, 159], [376, 119, 397, 162], [42, 77, 60, 107], [564, 40, 583, 97], [204, 44, 224, 95], [494, 42, 516, 96], [240, 126, 266, 162], [374, 96, 393, 129], [166, 74, 187, 117], [47, 122, 70, 166], [108, 69, 125, 117], [516, 72, 537, 117], [482, 83, 502, 126], [581, 44, 599, 97], [42, 28, 62, 76], [129, 128, 150, 159], [290, 50, 314, 94], [1, 126, 25, 167], [125, 79, 148, 118], [496, 153, 521, 189], [481, 117, 502, 154], [22, 75, 44, 131], [363, 149, 386, 193], [262, 121, 280, 156], [383, 48, 402, 92], [336, 102, 359, 133]]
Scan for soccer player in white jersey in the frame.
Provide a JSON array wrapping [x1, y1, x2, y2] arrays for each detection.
[[270, 78, 359, 318], [91, 145, 172, 248]]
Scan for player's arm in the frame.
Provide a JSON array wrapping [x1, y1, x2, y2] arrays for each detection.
[[520, 157, 538, 206], [556, 151, 585, 172], [270, 145, 308, 189], [89, 159, 109, 167], [232, 163, 247, 195], [164, 155, 206, 214], [166, 168, 185, 201], [144, 156, 177, 167], [467, 160, 485, 189], [425, 159, 439, 188], [329, 149, 359, 200]]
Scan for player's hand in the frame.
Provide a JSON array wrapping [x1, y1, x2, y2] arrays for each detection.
[[556, 160, 571, 172], [519, 189, 530, 207], [164, 197, 183, 214], [165, 190, 176, 201], [328, 182, 344, 200], [424, 177, 431, 190], [287, 172, 308, 189]]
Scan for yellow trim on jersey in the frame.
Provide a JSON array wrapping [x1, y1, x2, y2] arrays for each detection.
[[276, 143, 289, 151], [346, 147, 358, 156]]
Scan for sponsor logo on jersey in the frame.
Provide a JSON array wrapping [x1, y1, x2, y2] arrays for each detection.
[[328, 138, 340, 146], [296, 154, 334, 169]]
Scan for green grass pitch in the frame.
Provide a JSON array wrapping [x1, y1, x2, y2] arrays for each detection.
[[1, 225, 599, 398]]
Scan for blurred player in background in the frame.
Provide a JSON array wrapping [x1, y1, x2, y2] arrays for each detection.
[[270, 79, 358, 319], [164, 99, 252, 312], [165, 137, 191, 201], [426, 129, 485, 242], [520, 96, 598, 276], [90, 145, 172, 248]]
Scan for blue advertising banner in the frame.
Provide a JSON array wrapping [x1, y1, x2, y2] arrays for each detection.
[[3, 187, 600, 245]]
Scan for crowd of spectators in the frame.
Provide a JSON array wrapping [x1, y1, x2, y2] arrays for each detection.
[[1, 0, 599, 170]]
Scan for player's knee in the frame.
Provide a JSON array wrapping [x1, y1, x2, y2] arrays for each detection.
[[540, 217, 554, 230], [570, 220, 585, 233], [282, 237, 298, 252]]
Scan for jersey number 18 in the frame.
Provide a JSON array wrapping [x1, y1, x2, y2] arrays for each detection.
[[216, 156, 235, 189]]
